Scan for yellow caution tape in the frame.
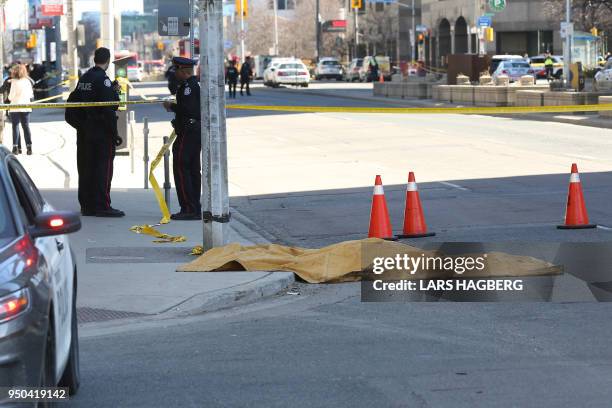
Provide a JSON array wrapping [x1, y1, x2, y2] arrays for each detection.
[[226, 103, 612, 115], [0, 99, 163, 110], [33, 93, 66, 103], [148, 130, 177, 224], [129, 224, 186, 243]]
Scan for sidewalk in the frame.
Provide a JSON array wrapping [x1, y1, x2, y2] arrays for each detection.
[[42, 188, 294, 323]]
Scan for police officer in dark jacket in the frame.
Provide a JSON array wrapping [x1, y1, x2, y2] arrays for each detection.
[[240, 56, 253, 96], [225, 60, 239, 98], [163, 57, 201, 220], [69, 47, 124, 217]]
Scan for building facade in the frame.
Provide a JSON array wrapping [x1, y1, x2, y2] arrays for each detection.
[[421, 0, 562, 67]]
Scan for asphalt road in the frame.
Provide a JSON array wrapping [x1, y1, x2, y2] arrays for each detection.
[[70, 284, 612, 408]]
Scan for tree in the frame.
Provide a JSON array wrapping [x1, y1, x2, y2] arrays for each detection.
[[543, 0, 612, 33], [359, 3, 398, 57]]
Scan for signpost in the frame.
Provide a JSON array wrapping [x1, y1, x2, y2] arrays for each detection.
[[478, 16, 492, 27], [158, 0, 190, 36]]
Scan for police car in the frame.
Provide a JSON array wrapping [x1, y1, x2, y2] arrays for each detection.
[[0, 146, 81, 397]]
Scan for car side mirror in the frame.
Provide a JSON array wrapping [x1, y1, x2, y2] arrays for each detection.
[[29, 211, 81, 239]]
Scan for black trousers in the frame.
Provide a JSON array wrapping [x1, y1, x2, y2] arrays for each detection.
[[545, 67, 554, 80], [172, 127, 201, 214], [228, 81, 237, 98], [240, 80, 251, 95], [77, 128, 116, 212]]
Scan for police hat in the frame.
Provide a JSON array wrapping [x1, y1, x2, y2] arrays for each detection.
[[172, 57, 197, 67]]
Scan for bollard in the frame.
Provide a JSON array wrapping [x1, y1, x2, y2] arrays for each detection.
[[163, 135, 171, 211], [143, 117, 149, 189], [129, 111, 135, 174]]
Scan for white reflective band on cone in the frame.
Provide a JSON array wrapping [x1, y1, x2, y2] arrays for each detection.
[[570, 173, 580, 183], [373, 185, 384, 195], [406, 182, 418, 192]]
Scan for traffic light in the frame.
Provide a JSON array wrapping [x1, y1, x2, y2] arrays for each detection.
[[235, 0, 248, 17], [352, 0, 365, 12], [485, 27, 494, 42], [26, 33, 37, 49], [157, 41, 164, 51], [417, 33, 424, 43], [590, 27, 598, 36]]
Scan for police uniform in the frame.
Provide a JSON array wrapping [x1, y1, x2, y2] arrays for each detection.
[[169, 57, 202, 220], [226, 64, 239, 98], [70, 65, 124, 217]]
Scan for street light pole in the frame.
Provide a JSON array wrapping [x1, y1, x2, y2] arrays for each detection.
[[66, 0, 77, 90], [273, 0, 279, 54], [315, 0, 320, 61], [199, 0, 230, 250], [240, 0, 245, 61], [563, 0, 571, 88], [411, 0, 415, 62]]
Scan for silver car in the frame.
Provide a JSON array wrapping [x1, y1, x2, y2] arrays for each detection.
[[315, 58, 343, 81], [492, 60, 535, 82]]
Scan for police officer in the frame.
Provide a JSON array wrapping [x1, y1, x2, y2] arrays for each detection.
[[225, 60, 239, 98], [69, 47, 124, 217], [163, 57, 201, 220]]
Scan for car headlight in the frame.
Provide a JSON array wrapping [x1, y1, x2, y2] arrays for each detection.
[[0, 288, 30, 323]]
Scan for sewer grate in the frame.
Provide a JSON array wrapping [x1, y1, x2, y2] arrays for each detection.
[[77, 307, 149, 323]]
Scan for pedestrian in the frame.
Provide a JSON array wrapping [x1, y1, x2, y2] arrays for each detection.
[[65, 47, 125, 217], [162, 57, 202, 220], [8, 64, 34, 155], [240, 56, 253, 96], [369, 57, 379, 82], [226, 60, 239, 98], [544, 53, 554, 81]]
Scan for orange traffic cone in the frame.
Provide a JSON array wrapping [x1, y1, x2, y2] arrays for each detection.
[[379, 73, 384, 83], [558, 163, 596, 229], [397, 172, 436, 238], [368, 175, 396, 240]]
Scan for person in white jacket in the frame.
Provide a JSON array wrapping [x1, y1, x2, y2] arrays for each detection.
[[8, 64, 34, 155]]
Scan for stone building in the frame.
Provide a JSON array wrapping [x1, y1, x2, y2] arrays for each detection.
[[421, 0, 562, 67]]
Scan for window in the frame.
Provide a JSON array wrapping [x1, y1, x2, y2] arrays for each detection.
[[0, 178, 17, 241], [8, 159, 44, 224], [269, 0, 295, 10]]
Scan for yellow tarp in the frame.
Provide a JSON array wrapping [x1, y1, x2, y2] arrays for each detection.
[[177, 238, 561, 284]]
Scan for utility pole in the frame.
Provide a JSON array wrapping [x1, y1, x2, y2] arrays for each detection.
[[315, 0, 320, 61], [100, 0, 115, 78], [66, 0, 77, 90], [199, 0, 230, 250], [189, 0, 195, 57], [563, 0, 572, 88], [273, 0, 279, 55], [411, 0, 415, 62], [54, 16, 62, 75], [240, 0, 245, 62]]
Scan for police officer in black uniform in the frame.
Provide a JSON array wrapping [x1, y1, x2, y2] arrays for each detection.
[[163, 57, 201, 220], [69, 47, 124, 217]]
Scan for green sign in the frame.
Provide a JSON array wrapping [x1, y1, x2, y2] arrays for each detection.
[[489, 0, 506, 12]]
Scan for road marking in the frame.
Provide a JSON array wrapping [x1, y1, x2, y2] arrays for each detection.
[[597, 225, 612, 231], [438, 181, 470, 191]]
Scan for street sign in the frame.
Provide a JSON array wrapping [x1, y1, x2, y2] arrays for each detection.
[[158, 0, 190, 37], [224, 40, 233, 49], [41, 0, 63, 16], [560, 22, 574, 39], [322, 20, 347, 33], [238, 30, 246, 41], [416, 24, 427, 32], [478, 16, 492, 27], [488, 0, 506, 12]]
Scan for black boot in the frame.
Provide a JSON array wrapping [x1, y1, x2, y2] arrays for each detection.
[[26, 145, 32, 155], [12, 145, 18, 154]]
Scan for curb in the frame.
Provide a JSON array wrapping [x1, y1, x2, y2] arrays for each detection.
[[159, 271, 295, 318]]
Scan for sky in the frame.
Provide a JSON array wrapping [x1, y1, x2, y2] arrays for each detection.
[[5, 0, 144, 30]]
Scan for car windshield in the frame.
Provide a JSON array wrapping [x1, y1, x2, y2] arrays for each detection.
[[322, 61, 340, 66], [279, 64, 303, 69], [512, 62, 530, 68], [530, 58, 544, 63], [0, 180, 17, 243]]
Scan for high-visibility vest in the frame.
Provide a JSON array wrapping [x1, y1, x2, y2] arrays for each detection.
[[544, 58, 554, 67]]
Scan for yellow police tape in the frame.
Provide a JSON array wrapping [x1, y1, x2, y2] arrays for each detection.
[[225, 103, 612, 115], [0, 99, 163, 110], [33, 93, 67, 103], [129, 130, 187, 243]]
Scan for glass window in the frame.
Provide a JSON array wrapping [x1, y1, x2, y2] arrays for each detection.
[[8, 159, 44, 219], [0, 179, 17, 242], [322, 61, 340, 66]]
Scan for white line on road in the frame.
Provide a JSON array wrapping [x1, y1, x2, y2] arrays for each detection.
[[438, 181, 470, 191], [597, 225, 612, 231]]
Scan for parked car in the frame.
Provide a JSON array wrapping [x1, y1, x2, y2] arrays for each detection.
[[0, 146, 81, 396], [491, 60, 535, 82], [529, 55, 564, 79], [359, 56, 391, 82], [594, 59, 612, 91], [263, 57, 298, 86], [314, 58, 343, 80], [489, 54, 524, 74], [345, 58, 363, 82], [265, 60, 310, 87]]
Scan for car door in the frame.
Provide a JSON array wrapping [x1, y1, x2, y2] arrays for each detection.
[[6, 158, 73, 378]]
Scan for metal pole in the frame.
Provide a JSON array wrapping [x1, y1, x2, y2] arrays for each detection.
[[101, 0, 115, 78], [143, 117, 149, 189], [240, 0, 245, 62], [0, 2, 5, 141], [564, 0, 571, 88], [273, 0, 279, 54], [199, 0, 230, 249], [66, 0, 77, 90], [315, 0, 320, 61], [411, 0, 415, 62], [163, 135, 171, 210], [189, 0, 195, 57], [129, 110, 135, 173], [54, 16, 62, 77]]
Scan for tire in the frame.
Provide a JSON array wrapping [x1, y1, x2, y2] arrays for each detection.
[[38, 314, 56, 408], [301, 83, 309, 88], [59, 284, 80, 396]]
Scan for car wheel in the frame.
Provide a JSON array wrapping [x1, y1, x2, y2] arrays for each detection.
[[301, 83, 308, 88], [59, 284, 80, 395], [38, 315, 56, 407]]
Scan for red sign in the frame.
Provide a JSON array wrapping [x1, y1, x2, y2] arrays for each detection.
[[41, 0, 64, 16], [331, 20, 347, 28]]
